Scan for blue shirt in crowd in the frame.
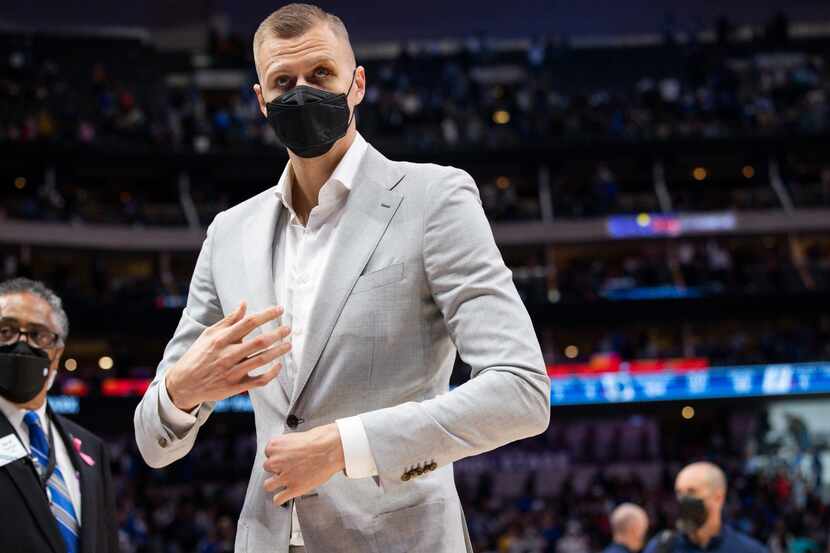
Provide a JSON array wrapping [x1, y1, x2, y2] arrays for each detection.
[[642, 525, 767, 553], [602, 543, 635, 553]]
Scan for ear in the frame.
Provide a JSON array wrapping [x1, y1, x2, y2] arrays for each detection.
[[352, 66, 366, 107], [254, 83, 268, 118], [712, 487, 726, 507], [50, 346, 64, 371]]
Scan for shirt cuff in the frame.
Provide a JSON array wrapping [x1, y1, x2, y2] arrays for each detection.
[[158, 378, 201, 437], [335, 416, 378, 479]]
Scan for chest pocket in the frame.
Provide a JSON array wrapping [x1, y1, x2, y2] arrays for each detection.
[[351, 262, 404, 295]]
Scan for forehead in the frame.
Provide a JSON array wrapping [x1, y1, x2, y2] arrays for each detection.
[[675, 468, 705, 491], [0, 292, 56, 329], [257, 23, 347, 77]]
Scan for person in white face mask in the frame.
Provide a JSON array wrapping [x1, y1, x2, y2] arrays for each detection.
[[0, 277, 118, 553]]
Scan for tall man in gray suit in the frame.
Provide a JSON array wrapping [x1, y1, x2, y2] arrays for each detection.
[[134, 4, 550, 552]]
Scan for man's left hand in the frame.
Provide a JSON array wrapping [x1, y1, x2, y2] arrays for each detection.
[[263, 423, 346, 505]]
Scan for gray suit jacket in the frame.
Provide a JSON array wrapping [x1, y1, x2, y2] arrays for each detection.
[[134, 143, 551, 553]]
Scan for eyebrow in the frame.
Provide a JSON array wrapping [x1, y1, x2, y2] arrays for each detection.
[[0, 316, 53, 330], [265, 56, 339, 82]]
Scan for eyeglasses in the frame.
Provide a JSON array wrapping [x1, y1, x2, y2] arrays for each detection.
[[0, 321, 62, 349]]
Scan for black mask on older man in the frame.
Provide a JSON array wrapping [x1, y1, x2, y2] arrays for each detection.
[[676, 495, 708, 535], [0, 340, 51, 404], [266, 69, 357, 158]]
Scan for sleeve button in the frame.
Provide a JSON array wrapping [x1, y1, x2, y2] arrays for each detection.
[[401, 472, 412, 481], [158, 437, 168, 448]]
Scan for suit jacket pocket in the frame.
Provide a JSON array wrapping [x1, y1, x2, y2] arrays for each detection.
[[351, 262, 404, 295], [372, 500, 445, 552]]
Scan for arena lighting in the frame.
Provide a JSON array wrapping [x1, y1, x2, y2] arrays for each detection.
[[64, 358, 77, 371], [60, 378, 89, 397], [565, 345, 579, 359], [692, 167, 707, 181], [14, 176, 26, 189], [98, 356, 114, 370], [101, 378, 151, 397], [495, 176, 511, 190], [547, 289, 561, 303], [492, 110, 511, 124], [681, 405, 695, 419], [636, 213, 651, 227], [742, 165, 755, 179]]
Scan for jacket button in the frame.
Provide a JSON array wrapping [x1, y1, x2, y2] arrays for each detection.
[[401, 472, 412, 482], [286, 414, 300, 429], [158, 437, 168, 448]]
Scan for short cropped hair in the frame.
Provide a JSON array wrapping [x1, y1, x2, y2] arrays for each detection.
[[0, 277, 69, 340], [610, 503, 647, 536], [253, 3, 354, 78]]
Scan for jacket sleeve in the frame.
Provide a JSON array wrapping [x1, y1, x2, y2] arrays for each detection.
[[133, 215, 224, 468], [358, 168, 551, 487]]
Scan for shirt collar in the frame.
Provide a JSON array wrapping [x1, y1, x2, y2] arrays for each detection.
[[274, 132, 368, 224], [0, 394, 48, 431]]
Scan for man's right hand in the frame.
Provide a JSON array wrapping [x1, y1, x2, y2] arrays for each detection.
[[165, 302, 291, 411]]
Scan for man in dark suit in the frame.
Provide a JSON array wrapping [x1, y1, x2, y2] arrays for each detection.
[[0, 278, 118, 553]]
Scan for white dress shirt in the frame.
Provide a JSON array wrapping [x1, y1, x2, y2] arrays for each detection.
[[0, 395, 83, 523], [159, 132, 379, 547]]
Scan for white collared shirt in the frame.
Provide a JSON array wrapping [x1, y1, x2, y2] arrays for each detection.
[[0, 395, 83, 522], [159, 132, 378, 547]]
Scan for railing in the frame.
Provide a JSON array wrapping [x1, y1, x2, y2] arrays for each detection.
[[2, 208, 829, 250]]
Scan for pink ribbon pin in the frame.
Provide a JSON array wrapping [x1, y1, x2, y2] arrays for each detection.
[[72, 436, 96, 467]]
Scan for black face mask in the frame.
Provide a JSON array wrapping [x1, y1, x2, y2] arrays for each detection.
[[0, 340, 52, 404], [265, 69, 357, 158], [676, 495, 708, 535]]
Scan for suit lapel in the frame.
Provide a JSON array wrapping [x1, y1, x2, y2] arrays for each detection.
[[242, 190, 283, 317], [0, 410, 65, 553], [289, 146, 405, 407], [242, 191, 292, 398], [51, 409, 98, 553]]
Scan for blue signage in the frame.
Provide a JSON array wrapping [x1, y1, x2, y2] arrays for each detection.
[[550, 362, 830, 405], [607, 213, 736, 239], [47, 395, 81, 414]]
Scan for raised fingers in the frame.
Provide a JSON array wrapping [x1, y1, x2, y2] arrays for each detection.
[[219, 305, 283, 346], [230, 325, 292, 362], [233, 361, 283, 395], [210, 302, 246, 330], [230, 341, 290, 380]]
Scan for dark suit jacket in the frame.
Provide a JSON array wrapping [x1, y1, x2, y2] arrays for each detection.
[[0, 404, 118, 553]]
